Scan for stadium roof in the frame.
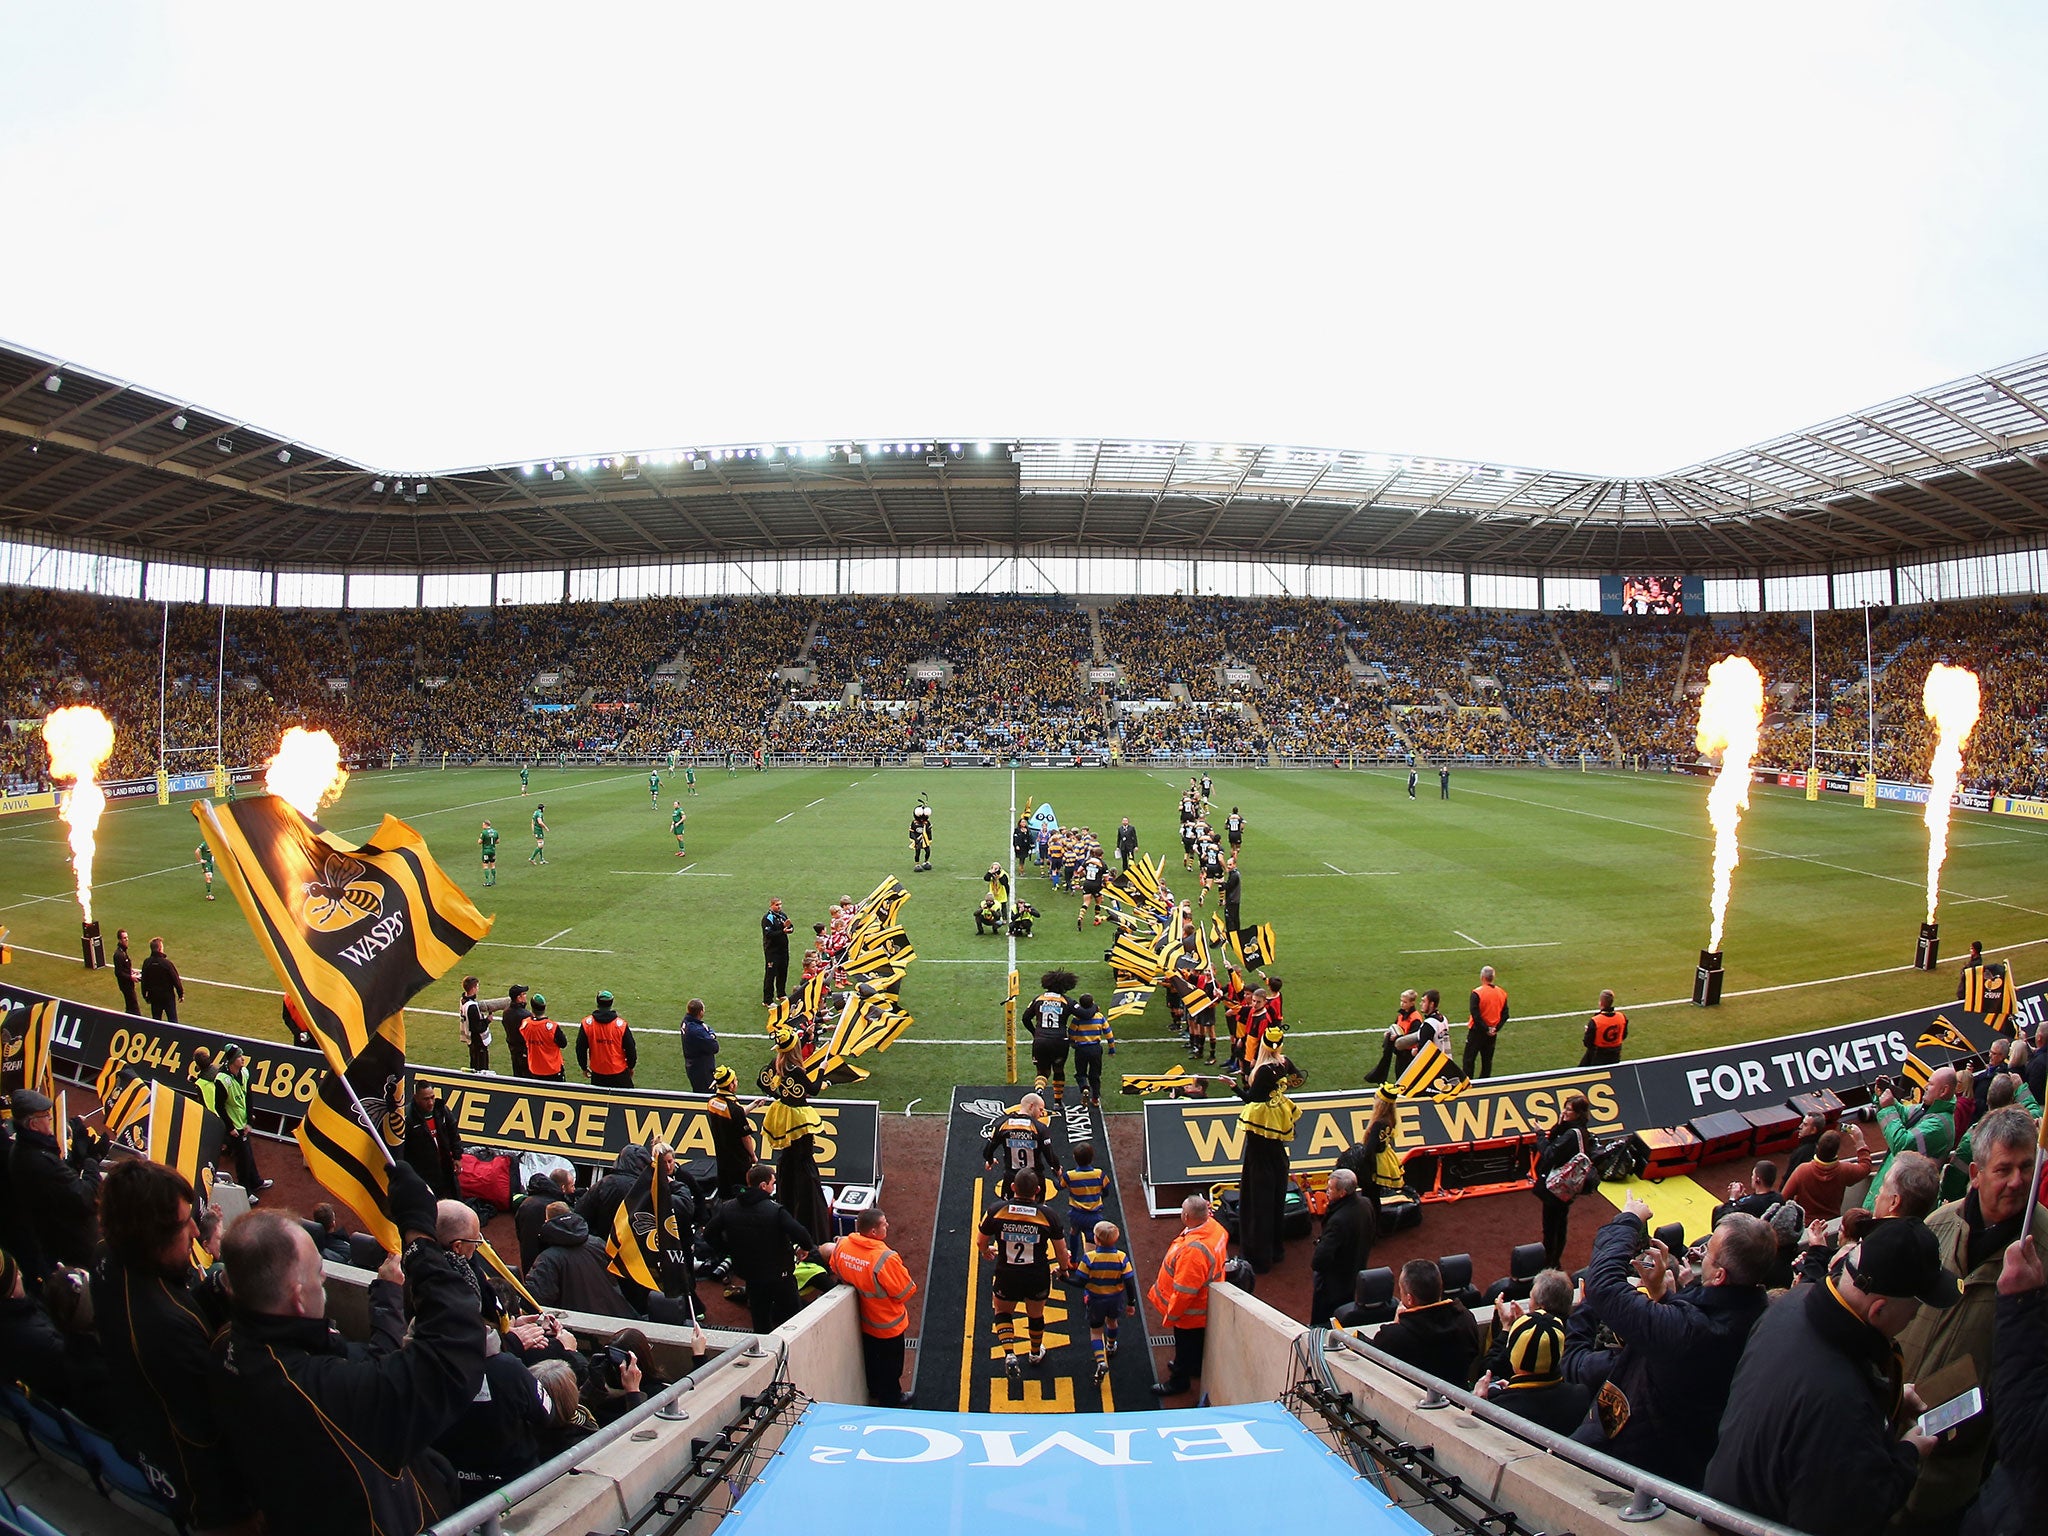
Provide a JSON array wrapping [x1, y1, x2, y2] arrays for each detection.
[[2, 339, 2047, 573]]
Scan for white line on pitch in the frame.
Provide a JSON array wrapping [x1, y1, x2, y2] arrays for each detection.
[[609, 869, 732, 877], [806, 798, 825, 808], [0, 859, 204, 913], [775, 812, 794, 823], [1322, 861, 1351, 875], [476, 939, 616, 955], [1453, 929, 1484, 946], [537, 928, 572, 947], [1402, 941, 1564, 954]]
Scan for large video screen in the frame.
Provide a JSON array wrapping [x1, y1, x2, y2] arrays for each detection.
[[1600, 574, 1702, 616]]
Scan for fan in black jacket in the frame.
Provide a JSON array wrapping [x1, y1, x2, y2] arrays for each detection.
[[1309, 1171, 1374, 1326], [212, 1163, 485, 1536]]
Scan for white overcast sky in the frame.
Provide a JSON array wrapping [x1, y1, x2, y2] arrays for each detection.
[[3, 4, 2045, 478]]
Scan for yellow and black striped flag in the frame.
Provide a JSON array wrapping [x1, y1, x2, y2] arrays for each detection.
[[1121, 1065, 1206, 1097], [1915, 1017, 1975, 1055], [608, 1157, 693, 1301], [193, 795, 491, 1075], [93, 1051, 124, 1105], [1395, 1040, 1455, 1099], [144, 1080, 224, 1187], [1107, 984, 1154, 1021], [478, 1240, 543, 1318], [294, 1013, 408, 1252], [1, 999, 57, 1106], [1898, 1052, 1934, 1095], [1109, 931, 1169, 982], [103, 1072, 154, 1146], [1230, 924, 1278, 972]]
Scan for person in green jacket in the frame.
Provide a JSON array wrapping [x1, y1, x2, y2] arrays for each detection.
[[1863, 1065, 1957, 1211], [200, 1045, 271, 1201]]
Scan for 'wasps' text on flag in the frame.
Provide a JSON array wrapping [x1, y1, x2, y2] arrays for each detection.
[[0, 999, 57, 1104], [195, 796, 491, 1074]]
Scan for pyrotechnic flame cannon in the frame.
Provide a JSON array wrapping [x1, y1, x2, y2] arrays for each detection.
[[1693, 949, 1724, 1007], [80, 920, 104, 970], [1916, 922, 1940, 972]]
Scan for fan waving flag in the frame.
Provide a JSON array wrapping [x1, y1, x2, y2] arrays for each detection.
[[194, 796, 491, 1074], [1915, 1017, 1975, 1055], [295, 1013, 409, 1252], [608, 1157, 695, 1305]]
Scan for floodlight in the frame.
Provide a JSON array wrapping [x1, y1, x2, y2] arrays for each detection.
[[277, 449, 291, 465], [551, 469, 567, 482], [44, 375, 60, 393], [523, 464, 535, 476], [371, 479, 385, 492], [415, 482, 427, 494], [217, 438, 232, 453], [171, 414, 187, 431], [976, 442, 989, 454]]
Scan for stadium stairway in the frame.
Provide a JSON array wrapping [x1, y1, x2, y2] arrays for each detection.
[[1668, 626, 1696, 707], [915, 1087, 1157, 1414]]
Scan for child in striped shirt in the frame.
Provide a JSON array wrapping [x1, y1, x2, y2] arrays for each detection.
[[1064, 1142, 1108, 1254], [1068, 993, 1115, 1107], [1080, 1220, 1138, 1383]]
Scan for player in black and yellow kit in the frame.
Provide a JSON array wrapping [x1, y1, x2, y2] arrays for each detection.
[[1028, 970, 1078, 1110], [978, 1168, 1071, 1382], [983, 1094, 1062, 1199]]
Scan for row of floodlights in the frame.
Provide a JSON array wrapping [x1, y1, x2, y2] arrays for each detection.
[[520, 442, 998, 478]]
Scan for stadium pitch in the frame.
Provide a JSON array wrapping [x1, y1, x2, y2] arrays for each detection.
[[2, 764, 2042, 1110]]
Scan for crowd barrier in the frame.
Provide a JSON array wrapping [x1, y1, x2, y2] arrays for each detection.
[[1141, 981, 2040, 1214]]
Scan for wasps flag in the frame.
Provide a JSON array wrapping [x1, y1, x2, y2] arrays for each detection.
[[1898, 1052, 1933, 1095], [1121, 1065, 1208, 1098], [1108, 931, 1169, 982], [194, 795, 491, 1075], [102, 1071, 154, 1146], [1107, 983, 1155, 1022], [295, 1014, 408, 1252], [0, 999, 57, 1106], [608, 1160, 695, 1302], [1395, 1040, 1459, 1099], [1164, 970, 1215, 1019], [143, 1081, 224, 1187], [1915, 1016, 1975, 1055], [1230, 924, 1278, 972]]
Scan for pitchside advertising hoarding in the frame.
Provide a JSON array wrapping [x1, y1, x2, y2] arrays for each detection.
[[0, 979, 881, 1182], [1142, 981, 2043, 1190]]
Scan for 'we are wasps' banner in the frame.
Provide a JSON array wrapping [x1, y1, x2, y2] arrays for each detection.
[[413, 1066, 882, 1185], [1143, 982, 2043, 1185]]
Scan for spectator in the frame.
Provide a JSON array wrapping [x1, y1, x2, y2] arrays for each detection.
[[92, 1158, 245, 1531], [2029, 1021, 2048, 1108], [1874, 1149, 1944, 1222], [1863, 1067, 1957, 1211], [434, 1342, 550, 1500], [304, 1203, 356, 1265], [1311, 1168, 1376, 1327], [1374, 1259, 1481, 1389], [1894, 1106, 2048, 1529], [1781, 1126, 1875, 1222], [41, 1263, 116, 1429], [1762, 1199, 1807, 1288], [530, 1356, 602, 1458], [1964, 1237, 2048, 1536], [402, 1080, 460, 1200], [526, 1201, 638, 1319], [1783, 1111, 1828, 1180], [817, 1207, 919, 1408], [138, 936, 183, 1022], [1955, 1066, 1978, 1142], [704, 1163, 820, 1334], [1533, 1093, 1593, 1268], [1476, 1274, 1590, 1434], [680, 998, 718, 1093], [517, 1166, 576, 1274], [1572, 1200, 1774, 1488], [1705, 1219, 1954, 1535], [1711, 1160, 1783, 1224], [0, 1246, 66, 1402], [7, 1088, 98, 1277], [212, 1164, 483, 1535], [577, 1144, 653, 1243]]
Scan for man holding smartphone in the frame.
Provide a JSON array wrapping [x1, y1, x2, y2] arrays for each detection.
[[1706, 1218, 1958, 1535]]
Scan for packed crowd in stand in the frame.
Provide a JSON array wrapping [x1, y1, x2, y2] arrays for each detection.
[[6, 588, 2046, 792]]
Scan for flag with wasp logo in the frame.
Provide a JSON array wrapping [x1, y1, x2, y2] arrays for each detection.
[[1229, 924, 1277, 972], [0, 998, 57, 1108], [1120, 1065, 1209, 1098], [607, 1152, 695, 1305], [1898, 1052, 1934, 1096], [1915, 1016, 1976, 1056], [294, 1013, 409, 1252], [1394, 1039, 1467, 1100], [193, 795, 491, 1076], [1107, 982, 1155, 1022], [100, 1066, 154, 1149], [141, 1080, 225, 1187]]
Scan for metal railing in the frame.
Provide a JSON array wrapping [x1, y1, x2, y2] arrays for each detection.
[[1322, 1330, 1810, 1536], [427, 1335, 768, 1536]]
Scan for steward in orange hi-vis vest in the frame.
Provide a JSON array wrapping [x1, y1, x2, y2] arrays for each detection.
[[1461, 968, 1511, 1080]]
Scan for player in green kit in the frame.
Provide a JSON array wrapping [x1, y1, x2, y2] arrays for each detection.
[[666, 750, 677, 775], [195, 844, 216, 901], [529, 805, 548, 865], [684, 764, 697, 795], [479, 820, 499, 886], [649, 768, 660, 805], [671, 801, 687, 857], [519, 763, 530, 795]]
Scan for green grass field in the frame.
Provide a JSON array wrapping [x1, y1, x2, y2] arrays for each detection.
[[3, 763, 2042, 1109]]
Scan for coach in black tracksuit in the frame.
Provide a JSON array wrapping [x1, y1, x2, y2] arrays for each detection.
[[761, 898, 793, 1005]]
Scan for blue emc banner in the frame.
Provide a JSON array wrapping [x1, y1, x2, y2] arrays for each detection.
[[720, 1402, 1428, 1536]]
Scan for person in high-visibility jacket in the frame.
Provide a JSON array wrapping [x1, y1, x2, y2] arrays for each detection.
[[520, 994, 568, 1081], [575, 990, 637, 1088], [1579, 990, 1629, 1067], [1146, 1193, 1228, 1398], [1232, 1028, 1302, 1273], [1461, 966, 1510, 1080], [819, 1208, 918, 1407]]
